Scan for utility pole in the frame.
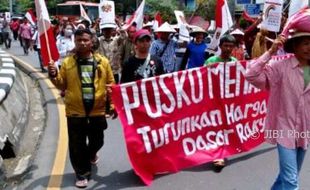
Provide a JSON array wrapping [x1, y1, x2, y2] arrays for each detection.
[[9, 0, 13, 14]]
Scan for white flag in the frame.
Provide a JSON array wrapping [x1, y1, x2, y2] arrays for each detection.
[[123, 0, 145, 30], [289, 0, 309, 17], [174, 10, 190, 42], [80, 3, 91, 23]]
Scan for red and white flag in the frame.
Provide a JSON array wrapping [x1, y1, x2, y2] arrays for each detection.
[[25, 9, 37, 26], [80, 3, 91, 23], [153, 12, 162, 31], [206, 0, 233, 54], [216, 0, 233, 36], [123, 0, 145, 30], [288, 0, 309, 17], [35, 0, 59, 66], [242, 10, 256, 23]]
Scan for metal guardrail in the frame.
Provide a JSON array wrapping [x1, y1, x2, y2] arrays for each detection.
[[0, 49, 16, 104]]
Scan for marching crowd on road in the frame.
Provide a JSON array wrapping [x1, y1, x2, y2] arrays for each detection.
[[3, 2, 310, 189]]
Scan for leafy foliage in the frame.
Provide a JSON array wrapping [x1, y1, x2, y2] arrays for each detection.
[[46, 0, 64, 8], [0, 0, 9, 12], [14, 0, 33, 13], [145, 0, 179, 23]]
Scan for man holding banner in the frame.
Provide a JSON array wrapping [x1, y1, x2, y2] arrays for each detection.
[[121, 29, 164, 83], [205, 34, 237, 169], [205, 34, 237, 65], [246, 8, 310, 189]]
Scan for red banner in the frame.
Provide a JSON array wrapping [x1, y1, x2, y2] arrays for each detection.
[[112, 61, 268, 185]]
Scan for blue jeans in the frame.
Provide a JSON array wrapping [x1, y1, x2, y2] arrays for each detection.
[[271, 144, 306, 190]]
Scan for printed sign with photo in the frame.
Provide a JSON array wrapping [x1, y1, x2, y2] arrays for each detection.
[[261, 0, 283, 32]]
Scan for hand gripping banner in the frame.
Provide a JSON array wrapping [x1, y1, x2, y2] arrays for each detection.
[[112, 61, 268, 185]]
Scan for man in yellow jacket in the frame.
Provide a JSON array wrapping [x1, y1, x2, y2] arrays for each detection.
[[48, 28, 116, 188]]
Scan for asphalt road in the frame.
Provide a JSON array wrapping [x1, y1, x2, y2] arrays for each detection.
[[5, 40, 310, 190]]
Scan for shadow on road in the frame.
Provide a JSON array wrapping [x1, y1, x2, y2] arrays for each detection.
[[184, 146, 277, 172], [16, 146, 277, 189], [20, 165, 144, 190], [88, 165, 144, 190]]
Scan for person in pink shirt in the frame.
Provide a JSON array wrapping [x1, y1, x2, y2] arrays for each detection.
[[245, 28, 310, 189], [18, 17, 32, 55]]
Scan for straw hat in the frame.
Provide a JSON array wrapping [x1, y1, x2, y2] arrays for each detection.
[[154, 22, 176, 33], [284, 30, 310, 53], [170, 24, 179, 29], [230, 28, 244, 36], [143, 21, 153, 28], [189, 26, 207, 37]]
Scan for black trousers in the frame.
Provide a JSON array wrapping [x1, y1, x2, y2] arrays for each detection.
[[12, 30, 18, 40], [22, 38, 31, 55], [2, 32, 11, 49], [67, 116, 107, 177]]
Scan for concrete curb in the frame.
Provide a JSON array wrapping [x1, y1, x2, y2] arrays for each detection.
[[0, 49, 16, 104], [4, 52, 62, 188], [0, 49, 17, 171]]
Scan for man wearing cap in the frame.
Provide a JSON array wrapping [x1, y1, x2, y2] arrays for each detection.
[[245, 11, 310, 188], [121, 29, 164, 83], [150, 22, 178, 73]]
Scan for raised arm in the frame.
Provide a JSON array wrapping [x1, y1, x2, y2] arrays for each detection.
[[245, 36, 286, 89]]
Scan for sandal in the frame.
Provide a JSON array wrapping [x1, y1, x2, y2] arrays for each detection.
[[75, 178, 88, 188], [213, 159, 226, 168]]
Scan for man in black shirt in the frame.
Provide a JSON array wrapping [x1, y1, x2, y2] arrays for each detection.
[[121, 29, 165, 83]]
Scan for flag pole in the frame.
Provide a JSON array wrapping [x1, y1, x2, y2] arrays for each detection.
[[283, 1, 291, 12], [40, 13, 52, 63]]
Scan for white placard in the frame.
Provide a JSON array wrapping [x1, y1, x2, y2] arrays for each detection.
[[206, 28, 222, 54], [99, 1, 115, 27], [174, 10, 190, 42], [256, 0, 265, 4], [261, 0, 283, 32]]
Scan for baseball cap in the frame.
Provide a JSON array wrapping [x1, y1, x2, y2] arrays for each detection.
[[134, 29, 152, 42]]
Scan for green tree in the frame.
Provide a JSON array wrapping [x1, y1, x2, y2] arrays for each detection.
[[46, 0, 64, 8], [145, 0, 179, 23], [0, 0, 9, 12], [15, 0, 33, 13], [187, 0, 235, 21]]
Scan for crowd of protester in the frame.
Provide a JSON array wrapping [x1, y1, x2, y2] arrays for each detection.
[[3, 7, 310, 189], [0, 11, 284, 76]]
